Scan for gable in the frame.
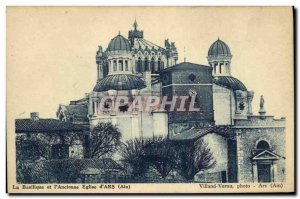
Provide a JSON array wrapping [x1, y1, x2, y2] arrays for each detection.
[[252, 150, 280, 160]]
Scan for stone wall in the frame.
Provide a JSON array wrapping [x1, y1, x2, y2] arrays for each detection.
[[161, 64, 214, 125], [204, 133, 228, 173], [213, 84, 233, 125], [227, 139, 238, 182], [196, 133, 228, 182], [234, 116, 286, 183]]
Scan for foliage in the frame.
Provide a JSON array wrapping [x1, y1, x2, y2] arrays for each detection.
[[120, 137, 216, 181], [120, 138, 152, 178], [45, 160, 82, 183], [144, 137, 177, 179], [89, 122, 122, 158], [175, 139, 216, 181], [16, 132, 85, 183], [16, 132, 84, 161], [16, 135, 50, 161]]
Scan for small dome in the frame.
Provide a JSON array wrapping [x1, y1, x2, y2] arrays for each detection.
[[208, 38, 231, 57], [107, 34, 131, 51], [93, 74, 146, 92], [213, 76, 247, 91]]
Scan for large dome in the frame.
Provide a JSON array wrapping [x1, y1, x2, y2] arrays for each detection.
[[93, 74, 146, 92], [107, 34, 131, 52], [213, 76, 247, 91], [208, 38, 231, 57]]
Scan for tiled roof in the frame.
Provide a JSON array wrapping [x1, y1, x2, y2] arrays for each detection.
[[70, 97, 89, 105], [57, 98, 89, 122], [107, 34, 131, 51], [66, 104, 88, 118], [93, 74, 146, 92], [133, 38, 165, 52], [160, 62, 211, 73], [171, 125, 233, 141], [171, 127, 214, 141], [208, 39, 231, 57], [213, 76, 247, 91], [15, 118, 89, 133]]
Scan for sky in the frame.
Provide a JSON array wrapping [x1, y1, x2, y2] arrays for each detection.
[[7, 7, 293, 120]]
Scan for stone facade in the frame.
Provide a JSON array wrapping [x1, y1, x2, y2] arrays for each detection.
[[213, 84, 234, 125], [198, 133, 228, 182], [161, 62, 214, 127], [234, 116, 286, 182]]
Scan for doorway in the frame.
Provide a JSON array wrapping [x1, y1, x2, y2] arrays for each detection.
[[257, 164, 271, 182]]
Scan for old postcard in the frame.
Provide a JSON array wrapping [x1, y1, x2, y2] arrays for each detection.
[[6, 6, 294, 193]]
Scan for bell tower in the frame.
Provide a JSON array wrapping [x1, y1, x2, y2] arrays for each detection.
[[207, 38, 232, 76], [96, 45, 109, 80], [128, 19, 144, 46]]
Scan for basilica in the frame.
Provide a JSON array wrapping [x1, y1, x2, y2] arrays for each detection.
[[18, 20, 286, 183]]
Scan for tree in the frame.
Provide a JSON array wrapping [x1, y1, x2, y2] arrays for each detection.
[[144, 137, 177, 179], [16, 135, 50, 161], [16, 135, 51, 183], [46, 160, 81, 183], [175, 139, 216, 181], [120, 138, 151, 178], [16, 132, 87, 183], [89, 122, 121, 158]]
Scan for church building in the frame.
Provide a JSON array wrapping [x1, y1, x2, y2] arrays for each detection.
[[52, 20, 286, 183]]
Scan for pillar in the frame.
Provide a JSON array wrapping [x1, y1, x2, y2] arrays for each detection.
[[227, 61, 231, 75], [96, 101, 100, 115], [110, 60, 112, 73], [93, 101, 97, 116], [273, 162, 278, 182], [252, 162, 258, 182], [213, 62, 216, 75], [247, 94, 253, 115], [88, 95, 93, 116], [117, 59, 119, 71], [123, 59, 125, 71]]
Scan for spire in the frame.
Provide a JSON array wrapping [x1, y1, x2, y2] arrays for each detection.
[[133, 19, 138, 30], [118, 31, 121, 35], [128, 19, 143, 42]]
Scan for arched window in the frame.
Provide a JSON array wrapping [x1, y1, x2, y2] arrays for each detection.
[[144, 57, 149, 71], [137, 57, 142, 73], [113, 60, 117, 71], [257, 140, 270, 150], [125, 60, 128, 71], [158, 58, 161, 71], [118, 60, 123, 71], [151, 57, 155, 73]]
